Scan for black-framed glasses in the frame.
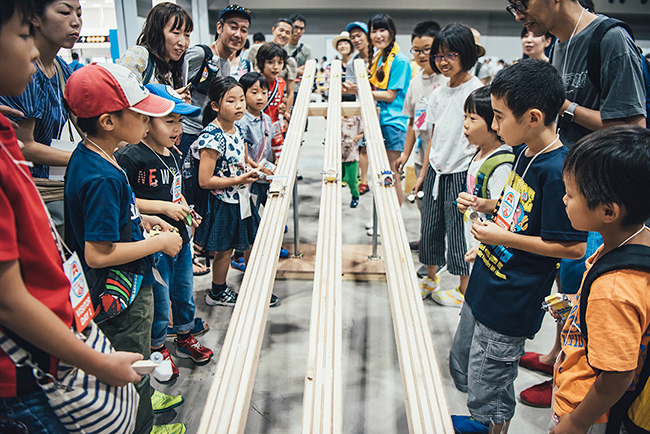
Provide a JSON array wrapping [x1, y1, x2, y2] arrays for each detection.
[[410, 47, 431, 55], [432, 52, 460, 63], [506, 0, 527, 18]]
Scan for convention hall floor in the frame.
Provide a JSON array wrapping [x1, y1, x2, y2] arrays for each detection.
[[154, 117, 555, 433]]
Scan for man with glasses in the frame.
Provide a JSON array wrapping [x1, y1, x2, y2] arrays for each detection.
[[286, 14, 313, 100], [504, 0, 647, 415]]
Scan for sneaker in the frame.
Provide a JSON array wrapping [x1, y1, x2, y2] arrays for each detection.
[[350, 197, 359, 208], [451, 415, 489, 434], [205, 287, 238, 306], [151, 390, 184, 414], [366, 228, 380, 237], [430, 286, 464, 307], [167, 317, 210, 339], [416, 265, 427, 279], [150, 423, 187, 434], [176, 335, 214, 364], [519, 352, 554, 375], [365, 220, 374, 230], [154, 348, 179, 382], [269, 293, 280, 307], [520, 379, 553, 408], [231, 257, 246, 272], [341, 181, 347, 187], [409, 240, 419, 251], [279, 247, 290, 258], [284, 225, 288, 233], [419, 275, 439, 299]]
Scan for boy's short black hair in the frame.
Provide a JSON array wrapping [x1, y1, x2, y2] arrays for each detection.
[[275, 18, 293, 29], [564, 125, 650, 227], [430, 23, 477, 74], [464, 86, 500, 138], [76, 111, 123, 136], [253, 32, 265, 43], [289, 14, 306, 25], [411, 21, 440, 41], [490, 58, 564, 126], [1, 0, 32, 35], [256, 42, 287, 72], [240, 71, 269, 93]]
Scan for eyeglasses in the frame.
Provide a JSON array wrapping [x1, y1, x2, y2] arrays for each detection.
[[432, 52, 460, 63], [410, 47, 431, 55], [506, 0, 527, 18]]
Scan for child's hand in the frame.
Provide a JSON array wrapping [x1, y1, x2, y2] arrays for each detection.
[[550, 414, 589, 434], [412, 175, 425, 194], [395, 154, 408, 174], [237, 169, 259, 185], [457, 192, 477, 213], [342, 81, 358, 95], [353, 134, 364, 144], [471, 220, 507, 246], [260, 167, 273, 177], [92, 352, 143, 387], [157, 231, 183, 257], [464, 246, 478, 263], [165, 202, 191, 222], [141, 215, 174, 233]]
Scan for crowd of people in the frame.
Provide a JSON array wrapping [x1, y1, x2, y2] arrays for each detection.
[[0, 0, 649, 434]]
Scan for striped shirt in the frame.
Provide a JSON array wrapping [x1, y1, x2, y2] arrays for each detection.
[[0, 56, 72, 179]]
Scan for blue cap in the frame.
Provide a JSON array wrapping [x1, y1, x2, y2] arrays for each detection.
[[145, 84, 201, 117], [346, 21, 368, 34]]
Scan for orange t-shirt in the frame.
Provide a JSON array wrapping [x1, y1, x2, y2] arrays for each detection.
[[553, 246, 650, 423]]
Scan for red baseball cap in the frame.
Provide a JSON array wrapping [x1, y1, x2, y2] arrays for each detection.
[[65, 62, 174, 118]]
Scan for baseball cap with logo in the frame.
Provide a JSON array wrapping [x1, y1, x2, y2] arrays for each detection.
[[145, 84, 202, 117], [346, 21, 368, 34], [65, 62, 174, 119]]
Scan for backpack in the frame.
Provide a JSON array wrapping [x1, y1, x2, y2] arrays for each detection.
[[586, 18, 650, 129], [142, 52, 155, 85], [579, 244, 650, 434], [189, 44, 220, 95], [290, 43, 304, 59], [472, 150, 515, 200]]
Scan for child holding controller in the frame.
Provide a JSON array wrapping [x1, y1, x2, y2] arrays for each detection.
[[448, 59, 587, 434], [192, 76, 279, 308], [116, 84, 214, 382]]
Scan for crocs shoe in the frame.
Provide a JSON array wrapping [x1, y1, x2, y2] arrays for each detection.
[[150, 423, 187, 434], [430, 286, 464, 307], [154, 348, 179, 382], [151, 390, 184, 413], [176, 335, 214, 364], [279, 248, 290, 258], [519, 352, 554, 375], [231, 257, 246, 272], [419, 275, 439, 299], [520, 379, 553, 408], [451, 415, 489, 434]]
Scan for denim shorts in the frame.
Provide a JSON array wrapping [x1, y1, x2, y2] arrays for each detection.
[[381, 124, 406, 152], [0, 389, 68, 434], [449, 303, 526, 425]]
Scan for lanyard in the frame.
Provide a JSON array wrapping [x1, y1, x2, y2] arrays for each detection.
[[257, 116, 269, 163], [85, 137, 131, 185], [511, 135, 559, 189], [140, 141, 180, 176]]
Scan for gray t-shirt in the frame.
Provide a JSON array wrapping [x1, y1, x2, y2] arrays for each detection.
[[552, 15, 646, 149], [182, 45, 231, 136], [285, 42, 313, 93]]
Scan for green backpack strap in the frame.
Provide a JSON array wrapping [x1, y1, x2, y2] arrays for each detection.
[[474, 150, 515, 199]]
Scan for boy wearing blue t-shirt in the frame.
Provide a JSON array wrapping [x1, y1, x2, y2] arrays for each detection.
[[64, 63, 185, 434], [448, 59, 588, 434]]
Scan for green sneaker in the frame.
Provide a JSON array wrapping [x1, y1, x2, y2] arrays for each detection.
[[150, 423, 187, 434], [151, 390, 184, 414]]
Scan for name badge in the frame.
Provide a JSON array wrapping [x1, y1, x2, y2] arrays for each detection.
[[171, 172, 182, 204], [63, 252, 95, 332], [272, 121, 283, 142], [413, 100, 428, 131], [495, 185, 520, 231]]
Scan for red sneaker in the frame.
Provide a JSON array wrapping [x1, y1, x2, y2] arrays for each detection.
[[175, 335, 214, 364], [520, 380, 553, 408], [156, 348, 179, 382], [519, 351, 554, 375]]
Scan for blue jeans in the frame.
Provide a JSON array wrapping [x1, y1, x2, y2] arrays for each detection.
[[0, 389, 68, 434], [151, 242, 196, 347], [450, 303, 526, 425]]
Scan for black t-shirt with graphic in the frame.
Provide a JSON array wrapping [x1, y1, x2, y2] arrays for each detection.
[[465, 146, 588, 338], [116, 142, 190, 245]]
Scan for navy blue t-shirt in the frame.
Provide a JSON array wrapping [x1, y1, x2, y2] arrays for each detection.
[[64, 142, 153, 294], [465, 146, 588, 338]]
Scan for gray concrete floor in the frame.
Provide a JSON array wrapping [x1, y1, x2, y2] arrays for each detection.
[[154, 117, 556, 433]]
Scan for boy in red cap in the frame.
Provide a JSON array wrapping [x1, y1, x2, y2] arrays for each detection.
[[64, 62, 186, 434]]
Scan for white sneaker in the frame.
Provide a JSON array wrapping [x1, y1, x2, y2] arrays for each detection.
[[430, 286, 464, 307], [365, 220, 374, 230], [367, 228, 380, 237], [419, 275, 439, 299]]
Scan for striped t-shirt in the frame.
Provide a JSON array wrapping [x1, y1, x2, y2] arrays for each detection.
[[0, 56, 72, 179]]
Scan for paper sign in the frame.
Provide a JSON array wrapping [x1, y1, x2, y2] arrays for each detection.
[[63, 252, 95, 332], [495, 185, 520, 230]]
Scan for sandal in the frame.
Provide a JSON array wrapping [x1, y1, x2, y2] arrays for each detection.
[[192, 257, 210, 276], [358, 183, 369, 195]]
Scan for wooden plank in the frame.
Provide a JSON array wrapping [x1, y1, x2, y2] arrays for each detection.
[[196, 59, 318, 434], [307, 101, 361, 117], [354, 58, 455, 434], [301, 59, 343, 434]]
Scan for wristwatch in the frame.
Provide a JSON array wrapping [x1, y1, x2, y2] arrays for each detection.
[[563, 102, 578, 123]]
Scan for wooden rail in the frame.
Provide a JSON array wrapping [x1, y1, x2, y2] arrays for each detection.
[[196, 59, 317, 434], [354, 58, 454, 434], [300, 60, 343, 434]]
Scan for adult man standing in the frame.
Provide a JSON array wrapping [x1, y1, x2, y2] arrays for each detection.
[[285, 14, 314, 102], [179, 4, 251, 158]]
